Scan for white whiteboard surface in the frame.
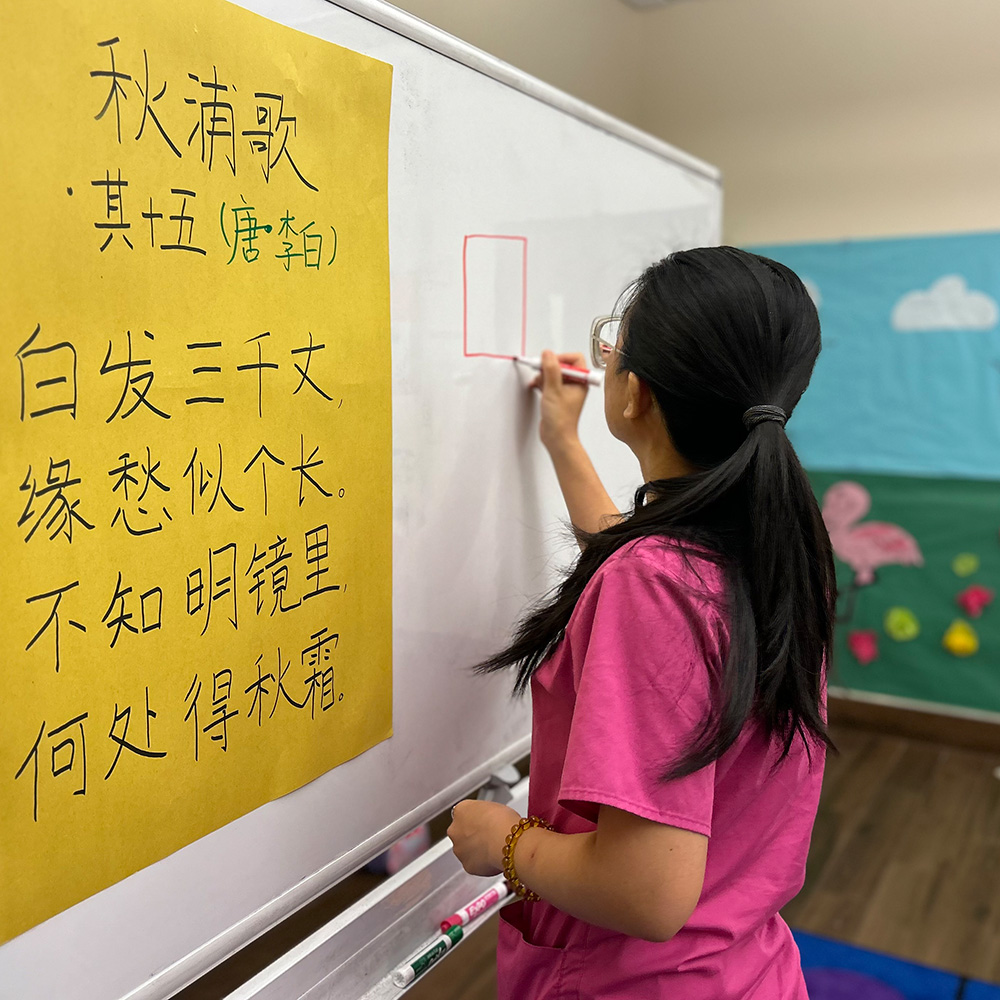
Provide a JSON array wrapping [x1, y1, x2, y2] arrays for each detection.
[[0, 3, 720, 998]]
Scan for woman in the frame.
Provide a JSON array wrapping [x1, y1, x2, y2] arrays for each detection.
[[448, 246, 834, 999]]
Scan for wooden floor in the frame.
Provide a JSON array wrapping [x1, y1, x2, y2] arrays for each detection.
[[407, 724, 1000, 1000], [785, 724, 1000, 981]]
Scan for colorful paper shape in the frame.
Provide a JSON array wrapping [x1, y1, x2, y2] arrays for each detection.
[[847, 629, 879, 666], [952, 552, 980, 577], [822, 482, 923, 586], [884, 606, 920, 642], [943, 620, 979, 657], [956, 584, 994, 618]]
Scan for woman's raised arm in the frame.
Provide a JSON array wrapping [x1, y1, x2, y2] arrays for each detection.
[[532, 350, 620, 540]]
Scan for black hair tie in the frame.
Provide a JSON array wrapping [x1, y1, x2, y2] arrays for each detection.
[[742, 404, 787, 430]]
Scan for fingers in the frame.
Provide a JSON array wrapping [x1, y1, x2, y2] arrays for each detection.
[[450, 799, 472, 822], [540, 349, 562, 390], [447, 799, 471, 844], [554, 351, 587, 369], [446, 803, 460, 843], [543, 350, 590, 381], [528, 350, 590, 392]]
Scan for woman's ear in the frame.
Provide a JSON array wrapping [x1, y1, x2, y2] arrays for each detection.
[[623, 371, 652, 421]]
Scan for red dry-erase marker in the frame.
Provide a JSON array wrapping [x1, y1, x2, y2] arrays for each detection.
[[514, 356, 603, 387], [440, 880, 511, 933]]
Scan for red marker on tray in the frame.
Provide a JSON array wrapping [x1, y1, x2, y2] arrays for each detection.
[[440, 880, 511, 933]]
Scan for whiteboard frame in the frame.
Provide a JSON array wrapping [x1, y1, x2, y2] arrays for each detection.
[[330, 0, 721, 185]]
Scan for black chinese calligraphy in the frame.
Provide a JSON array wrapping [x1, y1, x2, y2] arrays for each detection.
[[187, 542, 238, 635], [14, 690, 174, 819], [183, 444, 244, 515], [102, 571, 163, 648], [291, 332, 334, 401], [109, 446, 172, 536], [203, 669, 239, 751], [243, 92, 317, 191], [245, 535, 300, 616], [92, 168, 134, 251], [19, 459, 95, 543], [245, 655, 274, 727], [15, 713, 88, 822], [101, 329, 171, 421], [105, 688, 167, 780], [243, 445, 284, 516], [185, 66, 237, 175], [294, 435, 332, 506], [17, 325, 78, 421], [134, 48, 181, 157], [303, 524, 340, 601], [91, 38, 130, 144], [237, 332, 278, 418], [24, 581, 86, 673], [301, 627, 340, 719]]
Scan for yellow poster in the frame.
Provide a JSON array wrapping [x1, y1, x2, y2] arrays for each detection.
[[0, 0, 392, 943]]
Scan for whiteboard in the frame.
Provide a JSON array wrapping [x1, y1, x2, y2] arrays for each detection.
[[0, 2, 720, 998]]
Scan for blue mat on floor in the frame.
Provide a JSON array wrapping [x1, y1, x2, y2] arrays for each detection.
[[793, 930, 1000, 999]]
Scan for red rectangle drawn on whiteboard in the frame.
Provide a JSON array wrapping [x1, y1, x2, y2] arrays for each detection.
[[462, 234, 528, 358]]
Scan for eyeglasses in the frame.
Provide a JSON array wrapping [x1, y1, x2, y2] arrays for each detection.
[[590, 316, 623, 370]]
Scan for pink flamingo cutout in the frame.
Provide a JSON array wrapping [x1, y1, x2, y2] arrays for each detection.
[[822, 482, 923, 626], [822, 482, 923, 585]]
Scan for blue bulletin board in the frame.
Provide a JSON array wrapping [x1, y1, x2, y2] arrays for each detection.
[[753, 232, 1000, 716]]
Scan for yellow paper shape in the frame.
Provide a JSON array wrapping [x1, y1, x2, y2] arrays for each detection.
[[943, 620, 979, 657], [1, 0, 392, 943]]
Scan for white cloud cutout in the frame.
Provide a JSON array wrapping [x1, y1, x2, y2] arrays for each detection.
[[892, 275, 999, 332], [802, 278, 822, 309]]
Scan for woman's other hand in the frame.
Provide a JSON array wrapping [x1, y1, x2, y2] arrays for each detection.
[[447, 799, 520, 877]]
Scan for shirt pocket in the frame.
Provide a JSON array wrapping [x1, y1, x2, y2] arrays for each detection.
[[497, 907, 583, 1000]]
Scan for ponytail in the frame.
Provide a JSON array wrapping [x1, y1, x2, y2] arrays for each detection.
[[476, 247, 836, 779]]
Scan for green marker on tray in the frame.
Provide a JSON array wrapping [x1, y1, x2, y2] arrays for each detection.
[[392, 924, 464, 987]]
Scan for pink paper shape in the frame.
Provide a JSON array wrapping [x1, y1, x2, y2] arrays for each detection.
[[847, 629, 879, 666], [822, 481, 923, 586], [957, 584, 994, 618]]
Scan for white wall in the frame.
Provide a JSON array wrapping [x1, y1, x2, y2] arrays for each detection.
[[393, 0, 1000, 246]]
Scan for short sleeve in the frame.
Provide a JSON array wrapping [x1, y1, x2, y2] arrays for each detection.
[[557, 543, 723, 837]]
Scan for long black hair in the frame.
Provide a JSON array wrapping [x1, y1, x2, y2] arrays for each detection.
[[476, 246, 836, 779]]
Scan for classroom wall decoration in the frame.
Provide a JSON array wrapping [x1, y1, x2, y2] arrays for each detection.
[[752, 232, 1000, 716], [0, 0, 393, 943]]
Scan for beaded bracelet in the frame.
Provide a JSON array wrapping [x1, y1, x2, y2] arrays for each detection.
[[501, 815, 552, 902]]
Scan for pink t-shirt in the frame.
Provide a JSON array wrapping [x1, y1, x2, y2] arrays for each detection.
[[497, 537, 825, 1000]]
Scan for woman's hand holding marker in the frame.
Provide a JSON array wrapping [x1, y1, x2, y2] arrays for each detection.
[[529, 350, 590, 456]]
